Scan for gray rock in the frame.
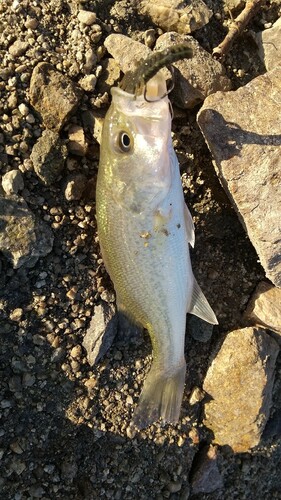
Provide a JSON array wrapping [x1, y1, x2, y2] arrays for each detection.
[[138, 0, 212, 34], [155, 32, 231, 108], [30, 129, 67, 185], [197, 67, 281, 286], [203, 327, 279, 452], [83, 302, 118, 366], [256, 17, 281, 71], [244, 281, 281, 341], [187, 315, 213, 342], [2, 170, 24, 195], [30, 62, 83, 131], [191, 445, 223, 494], [0, 196, 53, 269], [104, 34, 152, 75]]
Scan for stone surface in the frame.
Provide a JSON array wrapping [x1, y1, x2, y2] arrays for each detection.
[[223, 0, 245, 11], [190, 445, 223, 494], [197, 67, 281, 286], [203, 327, 279, 452], [187, 315, 213, 342], [155, 32, 231, 108], [2, 170, 24, 195], [68, 125, 87, 156], [83, 302, 118, 366], [104, 34, 151, 75], [77, 10, 97, 26], [244, 281, 281, 340], [64, 174, 87, 201], [256, 17, 281, 71], [138, 0, 212, 34], [79, 75, 97, 92], [0, 196, 53, 268], [96, 58, 121, 94], [8, 40, 29, 57], [30, 130, 68, 185], [29, 62, 83, 131]]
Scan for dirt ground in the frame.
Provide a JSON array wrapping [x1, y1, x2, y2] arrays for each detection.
[[0, 0, 280, 498]]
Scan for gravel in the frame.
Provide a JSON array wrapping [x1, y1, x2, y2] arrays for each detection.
[[0, 0, 280, 499]]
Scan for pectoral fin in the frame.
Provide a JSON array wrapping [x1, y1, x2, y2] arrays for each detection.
[[184, 204, 195, 248], [188, 279, 218, 325]]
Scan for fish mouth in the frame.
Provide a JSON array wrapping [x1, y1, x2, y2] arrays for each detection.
[[119, 43, 193, 98]]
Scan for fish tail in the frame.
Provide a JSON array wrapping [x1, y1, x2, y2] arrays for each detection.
[[132, 360, 186, 429]]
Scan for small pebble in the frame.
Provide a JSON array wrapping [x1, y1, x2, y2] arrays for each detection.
[[78, 10, 97, 26], [9, 308, 23, 321], [18, 103, 29, 116], [2, 170, 24, 195]]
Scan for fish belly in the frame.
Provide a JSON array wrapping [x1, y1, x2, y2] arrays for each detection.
[[97, 180, 192, 428]]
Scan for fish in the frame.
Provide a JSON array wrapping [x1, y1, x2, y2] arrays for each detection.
[[96, 46, 218, 429]]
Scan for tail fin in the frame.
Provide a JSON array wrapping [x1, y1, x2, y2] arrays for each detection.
[[132, 361, 186, 429]]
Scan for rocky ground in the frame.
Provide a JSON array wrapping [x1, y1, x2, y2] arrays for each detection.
[[0, 0, 280, 499]]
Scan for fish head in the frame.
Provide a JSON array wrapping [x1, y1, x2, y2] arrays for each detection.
[[99, 73, 173, 215]]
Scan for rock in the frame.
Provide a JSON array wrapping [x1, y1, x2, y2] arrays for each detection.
[[197, 67, 281, 286], [68, 125, 87, 156], [77, 10, 97, 26], [2, 170, 24, 195], [104, 34, 151, 74], [190, 445, 223, 494], [79, 75, 97, 92], [30, 129, 67, 185], [189, 386, 205, 405], [223, 0, 245, 11], [256, 17, 281, 71], [155, 32, 231, 108], [0, 196, 53, 269], [8, 40, 29, 57], [203, 327, 279, 452], [18, 103, 29, 116], [64, 174, 87, 201], [84, 48, 97, 74], [29, 62, 83, 131], [244, 281, 281, 341], [187, 315, 213, 342], [97, 58, 121, 94], [24, 16, 38, 30], [138, 0, 212, 34], [83, 302, 118, 366]]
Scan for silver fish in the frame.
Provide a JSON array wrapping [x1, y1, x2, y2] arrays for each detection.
[[96, 48, 218, 429]]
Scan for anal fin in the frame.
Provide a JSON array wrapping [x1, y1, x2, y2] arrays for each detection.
[[188, 279, 218, 325]]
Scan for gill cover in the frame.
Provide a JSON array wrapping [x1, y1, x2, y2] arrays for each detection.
[[100, 79, 172, 214]]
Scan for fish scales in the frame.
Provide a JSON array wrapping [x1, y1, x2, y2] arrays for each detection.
[[96, 72, 217, 429], [98, 150, 190, 366]]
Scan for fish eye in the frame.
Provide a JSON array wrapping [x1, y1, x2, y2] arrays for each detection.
[[117, 131, 132, 153]]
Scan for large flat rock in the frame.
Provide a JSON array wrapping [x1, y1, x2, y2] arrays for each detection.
[[203, 327, 279, 453], [197, 67, 281, 286]]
